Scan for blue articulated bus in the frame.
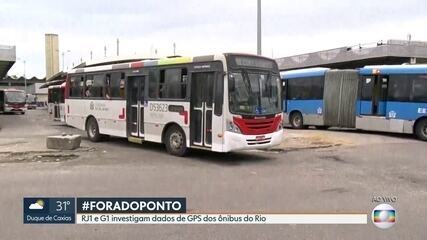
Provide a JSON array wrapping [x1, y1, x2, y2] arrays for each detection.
[[281, 65, 427, 140]]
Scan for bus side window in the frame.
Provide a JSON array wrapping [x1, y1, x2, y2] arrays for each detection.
[[120, 73, 125, 98], [92, 74, 105, 98], [84, 75, 93, 98], [214, 72, 223, 116], [108, 72, 125, 99], [70, 76, 82, 98], [105, 74, 112, 99], [412, 75, 427, 102], [158, 68, 187, 99], [388, 75, 411, 102], [79, 76, 85, 97], [148, 69, 158, 98]]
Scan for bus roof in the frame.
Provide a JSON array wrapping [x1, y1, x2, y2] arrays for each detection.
[[360, 64, 427, 75], [67, 53, 276, 75], [280, 67, 330, 79]]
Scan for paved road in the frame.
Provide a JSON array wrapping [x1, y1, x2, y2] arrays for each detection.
[[0, 110, 426, 239]]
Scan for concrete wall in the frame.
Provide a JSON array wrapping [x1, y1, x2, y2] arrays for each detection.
[[0, 45, 16, 78], [0, 45, 16, 61], [45, 34, 59, 80], [276, 40, 427, 70]]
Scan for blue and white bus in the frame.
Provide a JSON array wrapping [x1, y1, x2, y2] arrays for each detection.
[[281, 65, 427, 140]]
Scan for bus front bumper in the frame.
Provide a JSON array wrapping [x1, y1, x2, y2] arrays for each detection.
[[223, 129, 284, 152]]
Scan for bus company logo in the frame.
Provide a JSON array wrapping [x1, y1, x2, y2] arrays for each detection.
[[388, 111, 396, 118], [255, 107, 265, 114], [317, 107, 323, 115], [89, 102, 94, 110], [418, 108, 427, 114], [372, 204, 396, 229]]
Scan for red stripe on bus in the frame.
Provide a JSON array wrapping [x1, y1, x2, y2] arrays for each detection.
[[179, 110, 188, 125], [119, 108, 125, 119]]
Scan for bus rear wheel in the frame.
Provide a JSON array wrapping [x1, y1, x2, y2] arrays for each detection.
[[415, 119, 427, 141], [290, 112, 304, 129], [86, 117, 102, 142], [165, 125, 188, 157]]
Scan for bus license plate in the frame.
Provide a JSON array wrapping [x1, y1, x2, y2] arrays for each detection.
[[256, 135, 266, 141]]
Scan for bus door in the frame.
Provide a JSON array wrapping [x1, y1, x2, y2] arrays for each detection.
[[190, 72, 215, 147], [360, 75, 388, 116], [127, 75, 146, 138]]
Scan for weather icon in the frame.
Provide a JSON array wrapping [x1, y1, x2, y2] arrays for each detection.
[[29, 199, 45, 210]]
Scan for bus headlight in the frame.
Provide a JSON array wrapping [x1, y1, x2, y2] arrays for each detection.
[[227, 121, 241, 133]]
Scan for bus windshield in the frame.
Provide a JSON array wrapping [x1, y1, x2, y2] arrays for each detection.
[[5, 91, 26, 103], [229, 71, 281, 115]]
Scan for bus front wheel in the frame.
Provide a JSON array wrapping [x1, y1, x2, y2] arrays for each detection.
[[290, 112, 304, 129], [415, 119, 427, 141], [165, 125, 188, 157], [86, 117, 102, 142]]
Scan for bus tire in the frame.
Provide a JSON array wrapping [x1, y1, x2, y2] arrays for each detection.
[[86, 117, 102, 142], [415, 118, 427, 141], [164, 125, 188, 157], [290, 112, 304, 129]]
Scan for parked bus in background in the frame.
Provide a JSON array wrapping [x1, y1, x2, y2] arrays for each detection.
[[48, 83, 66, 122], [26, 94, 37, 109], [65, 54, 283, 156], [0, 89, 27, 114], [281, 65, 427, 140]]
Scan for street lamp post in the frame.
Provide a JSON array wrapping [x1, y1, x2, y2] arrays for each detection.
[[62, 50, 71, 71], [17, 58, 27, 93]]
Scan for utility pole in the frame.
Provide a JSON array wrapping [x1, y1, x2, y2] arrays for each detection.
[[173, 42, 176, 56], [116, 38, 120, 56], [90, 51, 93, 60], [257, 0, 262, 55], [104, 45, 107, 57]]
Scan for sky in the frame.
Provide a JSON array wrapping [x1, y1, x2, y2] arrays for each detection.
[[1, 0, 427, 78]]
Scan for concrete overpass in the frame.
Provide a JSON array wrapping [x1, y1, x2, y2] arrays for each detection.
[[0, 45, 16, 79], [276, 39, 427, 71]]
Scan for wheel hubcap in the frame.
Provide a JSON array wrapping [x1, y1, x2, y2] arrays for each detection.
[[423, 125, 427, 136], [89, 123, 96, 137], [170, 132, 183, 150], [294, 116, 301, 126]]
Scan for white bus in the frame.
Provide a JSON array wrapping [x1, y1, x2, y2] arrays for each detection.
[[48, 83, 66, 122], [65, 54, 283, 156]]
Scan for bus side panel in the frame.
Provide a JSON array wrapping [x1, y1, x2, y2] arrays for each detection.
[[65, 99, 86, 130], [358, 100, 372, 115], [355, 101, 427, 134], [385, 101, 427, 121], [285, 99, 323, 126], [93, 100, 127, 137], [144, 101, 190, 146], [66, 99, 127, 137]]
